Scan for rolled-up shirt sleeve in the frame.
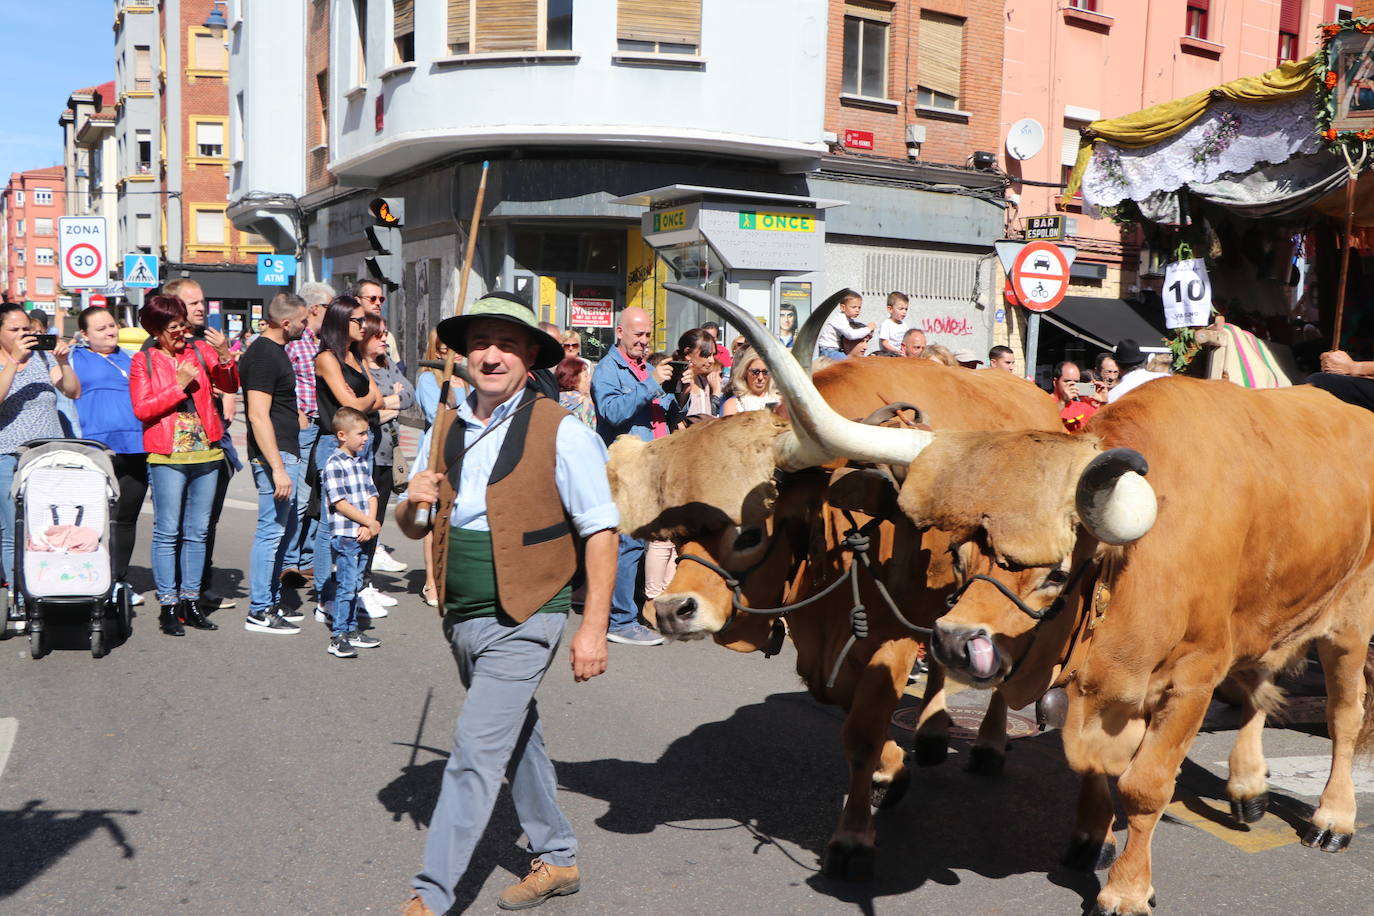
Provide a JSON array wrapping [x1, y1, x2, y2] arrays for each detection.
[[554, 415, 619, 537]]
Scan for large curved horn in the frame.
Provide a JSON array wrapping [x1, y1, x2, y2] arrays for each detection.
[[859, 402, 929, 428], [665, 282, 933, 470], [792, 287, 857, 373], [1074, 448, 1158, 544]]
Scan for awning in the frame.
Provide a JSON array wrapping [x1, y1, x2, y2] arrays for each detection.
[[1042, 296, 1170, 352]]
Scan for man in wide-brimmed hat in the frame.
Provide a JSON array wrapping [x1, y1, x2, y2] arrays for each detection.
[[1106, 338, 1168, 404], [396, 292, 618, 915]]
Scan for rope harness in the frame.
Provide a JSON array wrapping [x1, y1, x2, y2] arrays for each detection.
[[675, 511, 932, 690]]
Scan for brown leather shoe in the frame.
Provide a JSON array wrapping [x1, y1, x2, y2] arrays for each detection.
[[401, 895, 437, 916], [496, 859, 581, 910]]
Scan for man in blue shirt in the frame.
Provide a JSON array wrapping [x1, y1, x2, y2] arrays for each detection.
[[590, 307, 681, 645], [397, 294, 617, 915]]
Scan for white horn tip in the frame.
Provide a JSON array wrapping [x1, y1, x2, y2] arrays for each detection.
[[1085, 471, 1157, 544]]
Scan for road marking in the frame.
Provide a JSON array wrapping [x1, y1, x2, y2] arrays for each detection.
[[0, 718, 16, 781]]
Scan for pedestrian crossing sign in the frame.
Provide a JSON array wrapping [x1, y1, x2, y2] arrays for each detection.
[[123, 254, 160, 288]]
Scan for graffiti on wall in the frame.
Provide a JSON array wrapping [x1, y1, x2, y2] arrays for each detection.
[[921, 315, 975, 336]]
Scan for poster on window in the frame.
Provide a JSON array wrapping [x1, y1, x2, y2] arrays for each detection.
[[569, 298, 613, 328], [1331, 29, 1374, 132], [1162, 259, 1213, 329]]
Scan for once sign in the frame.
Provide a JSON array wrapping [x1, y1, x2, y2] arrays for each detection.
[[59, 217, 108, 290], [1010, 240, 1071, 312]]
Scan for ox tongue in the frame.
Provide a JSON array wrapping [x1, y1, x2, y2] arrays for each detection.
[[966, 636, 998, 679]]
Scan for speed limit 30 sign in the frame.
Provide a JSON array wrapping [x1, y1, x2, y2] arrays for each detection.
[[59, 217, 108, 290]]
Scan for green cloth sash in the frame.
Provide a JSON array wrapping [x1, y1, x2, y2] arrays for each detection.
[[444, 527, 571, 622]]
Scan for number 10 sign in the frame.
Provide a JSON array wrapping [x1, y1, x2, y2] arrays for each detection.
[[1162, 258, 1213, 329]]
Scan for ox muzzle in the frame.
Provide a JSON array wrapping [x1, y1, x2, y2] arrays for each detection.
[[932, 622, 1007, 686]]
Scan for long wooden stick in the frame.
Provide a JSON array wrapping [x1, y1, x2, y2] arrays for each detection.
[[1333, 173, 1357, 350], [415, 160, 489, 525]]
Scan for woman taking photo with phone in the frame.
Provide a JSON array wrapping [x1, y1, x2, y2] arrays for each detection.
[[129, 295, 239, 636], [671, 327, 721, 425], [0, 303, 80, 606], [70, 306, 148, 604]]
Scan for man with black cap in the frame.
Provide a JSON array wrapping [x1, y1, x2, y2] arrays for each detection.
[[1106, 338, 1168, 403], [395, 293, 618, 916]]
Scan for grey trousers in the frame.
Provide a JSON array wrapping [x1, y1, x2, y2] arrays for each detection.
[[413, 612, 577, 915]]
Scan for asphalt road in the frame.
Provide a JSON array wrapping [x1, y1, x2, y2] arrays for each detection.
[[3, 427, 1373, 914]]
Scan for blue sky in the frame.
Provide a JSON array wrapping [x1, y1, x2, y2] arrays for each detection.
[[0, 1, 117, 181]]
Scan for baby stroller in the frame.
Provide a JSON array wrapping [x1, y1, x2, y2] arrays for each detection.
[[4, 439, 131, 659]]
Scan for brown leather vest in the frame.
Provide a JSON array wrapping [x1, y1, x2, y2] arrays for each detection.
[[429, 388, 578, 621]]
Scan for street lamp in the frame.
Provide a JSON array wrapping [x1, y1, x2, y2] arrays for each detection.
[[203, 0, 228, 37]]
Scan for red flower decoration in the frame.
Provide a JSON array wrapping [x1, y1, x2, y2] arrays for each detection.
[[1327, 71, 1340, 88], [1358, 22, 1374, 34], [1324, 129, 1340, 141], [1324, 23, 1345, 38]]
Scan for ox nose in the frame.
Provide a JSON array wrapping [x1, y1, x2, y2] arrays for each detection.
[[653, 594, 697, 633], [932, 624, 1001, 683]]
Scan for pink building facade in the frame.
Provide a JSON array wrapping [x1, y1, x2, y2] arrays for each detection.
[[1001, 0, 1335, 308], [2, 167, 66, 309]]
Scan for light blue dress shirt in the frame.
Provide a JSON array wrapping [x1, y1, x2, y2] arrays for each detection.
[[410, 388, 619, 538]]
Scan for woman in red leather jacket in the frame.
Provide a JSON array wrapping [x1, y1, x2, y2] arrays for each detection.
[[129, 295, 240, 636]]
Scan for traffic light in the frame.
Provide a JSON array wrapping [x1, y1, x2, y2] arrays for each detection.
[[364, 197, 404, 290]]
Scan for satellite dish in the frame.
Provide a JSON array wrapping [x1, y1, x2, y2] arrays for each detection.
[[1006, 118, 1045, 161]]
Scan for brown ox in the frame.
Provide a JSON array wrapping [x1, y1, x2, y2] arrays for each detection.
[[608, 354, 1063, 880], [889, 377, 1374, 915]]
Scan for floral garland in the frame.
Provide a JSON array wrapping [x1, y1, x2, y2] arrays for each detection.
[[1316, 18, 1374, 153]]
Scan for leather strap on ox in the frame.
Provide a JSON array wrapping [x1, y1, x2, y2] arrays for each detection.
[[944, 559, 1095, 623]]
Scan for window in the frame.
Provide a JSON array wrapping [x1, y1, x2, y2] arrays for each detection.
[[917, 11, 963, 110], [316, 70, 330, 146], [241, 228, 270, 248], [195, 209, 226, 245], [13, 191, 22, 207], [1062, 115, 1094, 200], [134, 45, 152, 90], [34, 188, 52, 206], [34, 218, 53, 236], [195, 122, 225, 158], [16, 278, 26, 296], [354, 0, 368, 82], [842, 3, 889, 98], [1186, 1, 1208, 40], [15, 219, 22, 236], [448, 0, 577, 55], [394, 0, 415, 63], [136, 130, 152, 172], [616, 0, 696, 54], [135, 214, 153, 251], [15, 249, 24, 266], [193, 30, 227, 70], [34, 248, 54, 266], [1067, 0, 1097, 8], [36, 278, 54, 296], [1277, 0, 1299, 64], [1336, 5, 1354, 21]]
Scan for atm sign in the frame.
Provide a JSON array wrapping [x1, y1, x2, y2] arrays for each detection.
[[738, 211, 815, 232], [652, 209, 688, 233]]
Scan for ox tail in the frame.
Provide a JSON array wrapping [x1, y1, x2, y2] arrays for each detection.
[[1358, 646, 1374, 758]]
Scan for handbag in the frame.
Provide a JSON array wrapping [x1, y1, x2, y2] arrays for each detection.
[[389, 424, 410, 494]]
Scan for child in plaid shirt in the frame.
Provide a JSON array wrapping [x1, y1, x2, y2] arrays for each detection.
[[320, 407, 382, 658]]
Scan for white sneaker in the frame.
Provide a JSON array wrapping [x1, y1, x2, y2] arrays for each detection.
[[359, 588, 390, 618], [370, 545, 408, 573], [360, 585, 398, 607], [129, 590, 145, 607]]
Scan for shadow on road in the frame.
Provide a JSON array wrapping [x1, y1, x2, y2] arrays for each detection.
[[0, 800, 138, 899]]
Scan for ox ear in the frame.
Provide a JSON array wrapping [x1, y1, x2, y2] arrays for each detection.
[[606, 411, 790, 540], [897, 430, 1090, 568]]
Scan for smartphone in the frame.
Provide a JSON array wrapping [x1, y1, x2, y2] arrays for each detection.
[[207, 311, 223, 332], [26, 333, 57, 351], [663, 360, 689, 392]]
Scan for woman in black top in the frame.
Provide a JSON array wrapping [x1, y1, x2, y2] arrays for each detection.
[[312, 296, 381, 619]]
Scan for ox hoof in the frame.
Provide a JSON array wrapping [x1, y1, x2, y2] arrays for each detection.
[[912, 735, 949, 767], [965, 745, 1005, 778], [1302, 825, 1353, 853], [1091, 893, 1155, 916], [821, 841, 877, 882], [1062, 836, 1118, 872], [1229, 792, 1268, 825], [872, 769, 911, 811]]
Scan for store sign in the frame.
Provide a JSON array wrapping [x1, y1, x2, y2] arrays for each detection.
[[1162, 259, 1213, 328], [569, 298, 614, 328], [738, 211, 815, 232], [1023, 215, 1064, 241], [842, 129, 875, 150], [641, 202, 700, 245], [700, 204, 824, 271], [651, 209, 688, 233]]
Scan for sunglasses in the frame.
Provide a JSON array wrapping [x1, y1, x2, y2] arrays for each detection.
[[362, 295, 386, 304], [747, 368, 770, 377], [348, 316, 367, 325], [563, 343, 580, 350]]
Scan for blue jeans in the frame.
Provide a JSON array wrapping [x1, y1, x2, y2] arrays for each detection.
[[610, 533, 645, 631], [249, 454, 304, 614], [0, 454, 17, 590], [330, 535, 363, 637], [281, 424, 319, 572], [148, 461, 221, 605], [413, 612, 574, 915], [819, 346, 847, 361], [313, 434, 340, 605]]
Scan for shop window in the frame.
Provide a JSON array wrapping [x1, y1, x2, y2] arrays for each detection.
[[617, 0, 698, 55], [394, 0, 415, 63], [447, 0, 574, 55], [842, 3, 889, 99], [513, 229, 623, 275], [917, 11, 963, 110], [34, 188, 53, 206], [1186, 1, 1208, 40]]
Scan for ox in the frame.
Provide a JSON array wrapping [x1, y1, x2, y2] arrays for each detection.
[[869, 377, 1374, 915], [607, 289, 1063, 880]]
